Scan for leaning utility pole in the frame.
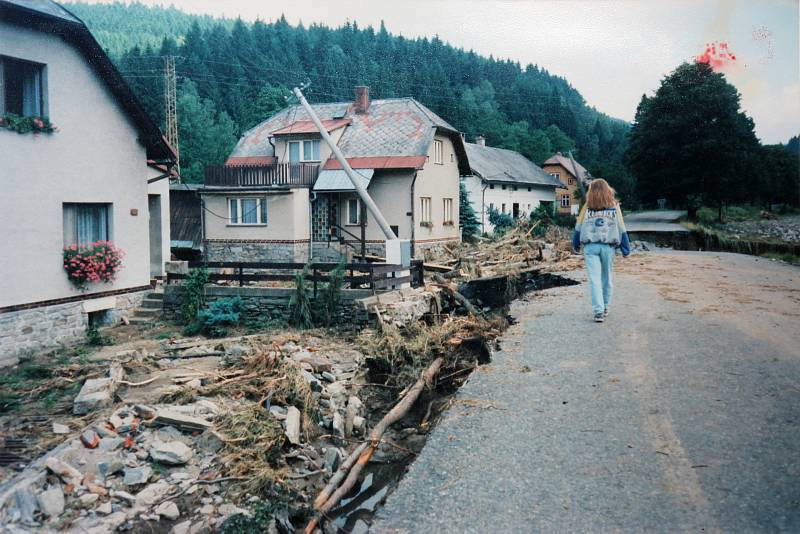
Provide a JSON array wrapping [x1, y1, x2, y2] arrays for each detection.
[[292, 86, 396, 240], [164, 55, 180, 178]]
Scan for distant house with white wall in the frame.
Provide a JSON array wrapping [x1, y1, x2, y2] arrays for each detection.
[[462, 137, 562, 234], [201, 86, 469, 261], [542, 152, 591, 215], [0, 0, 175, 365]]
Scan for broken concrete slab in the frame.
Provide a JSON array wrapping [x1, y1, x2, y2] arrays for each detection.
[[73, 363, 124, 415], [156, 500, 181, 520], [37, 487, 65, 518], [135, 480, 172, 508], [123, 465, 152, 486], [152, 409, 213, 432], [14, 488, 38, 525], [52, 422, 70, 434], [150, 441, 193, 465], [291, 351, 333, 373], [285, 406, 301, 445], [45, 457, 82, 484]]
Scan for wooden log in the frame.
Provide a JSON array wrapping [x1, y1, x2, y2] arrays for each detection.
[[305, 357, 445, 533], [423, 262, 456, 273], [431, 274, 481, 316]]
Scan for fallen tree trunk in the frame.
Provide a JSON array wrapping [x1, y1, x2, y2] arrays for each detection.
[[431, 274, 481, 316], [305, 357, 445, 533]]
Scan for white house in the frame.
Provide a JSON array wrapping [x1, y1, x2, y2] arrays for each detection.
[[201, 86, 469, 261], [461, 137, 562, 234], [0, 0, 175, 365]]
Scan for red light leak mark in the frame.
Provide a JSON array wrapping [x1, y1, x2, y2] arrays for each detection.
[[696, 41, 737, 71]]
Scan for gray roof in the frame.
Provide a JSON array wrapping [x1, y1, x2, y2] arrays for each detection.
[[464, 143, 562, 188], [230, 97, 469, 173], [313, 169, 374, 192], [543, 153, 590, 183], [2, 0, 82, 23]]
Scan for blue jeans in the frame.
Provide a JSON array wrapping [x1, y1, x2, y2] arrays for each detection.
[[584, 243, 615, 315]]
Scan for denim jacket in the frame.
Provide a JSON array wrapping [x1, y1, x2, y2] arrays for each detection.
[[571, 204, 630, 256]]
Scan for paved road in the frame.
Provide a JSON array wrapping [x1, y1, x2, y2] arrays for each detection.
[[625, 210, 688, 234], [372, 252, 800, 533]]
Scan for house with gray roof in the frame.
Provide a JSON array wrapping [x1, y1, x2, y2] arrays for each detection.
[[202, 86, 469, 262], [462, 137, 561, 234]]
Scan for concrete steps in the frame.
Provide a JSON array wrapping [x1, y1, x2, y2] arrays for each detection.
[[129, 292, 164, 324]]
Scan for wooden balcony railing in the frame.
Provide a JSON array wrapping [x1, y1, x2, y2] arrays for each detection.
[[204, 163, 319, 188]]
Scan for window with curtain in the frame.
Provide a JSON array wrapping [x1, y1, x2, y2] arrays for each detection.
[[2, 56, 46, 117], [63, 204, 111, 246], [420, 197, 432, 223], [347, 198, 360, 225], [228, 197, 267, 225], [288, 142, 301, 163]]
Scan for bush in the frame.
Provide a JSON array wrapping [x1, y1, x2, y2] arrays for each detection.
[[86, 325, 114, 346], [289, 265, 314, 329], [196, 297, 243, 337], [530, 204, 576, 235], [488, 206, 515, 236], [321, 260, 345, 326], [697, 207, 718, 225], [181, 268, 209, 323]]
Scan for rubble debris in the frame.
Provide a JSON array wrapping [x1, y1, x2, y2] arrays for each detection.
[[284, 406, 301, 445], [80, 429, 101, 449], [152, 409, 213, 432], [45, 457, 82, 484], [73, 363, 124, 415], [37, 487, 65, 518], [135, 480, 172, 508], [52, 422, 70, 434], [150, 441, 194, 465], [156, 500, 181, 520], [123, 465, 152, 486]]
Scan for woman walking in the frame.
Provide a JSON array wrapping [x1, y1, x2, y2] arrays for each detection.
[[571, 179, 630, 322]]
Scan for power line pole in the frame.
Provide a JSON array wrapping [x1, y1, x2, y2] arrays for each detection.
[[292, 86, 397, 240], [164, 55, 180, 178]]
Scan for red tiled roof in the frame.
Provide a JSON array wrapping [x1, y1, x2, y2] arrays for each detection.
[[225, 156, 277, 167], [322, 156, 428, 170], [271, 119, 351, 136]]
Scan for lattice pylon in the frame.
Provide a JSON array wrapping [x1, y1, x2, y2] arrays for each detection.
[[164, 55, 180, 178]]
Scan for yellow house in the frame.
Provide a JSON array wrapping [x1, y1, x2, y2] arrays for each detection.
[[542, 152, 590, 215]]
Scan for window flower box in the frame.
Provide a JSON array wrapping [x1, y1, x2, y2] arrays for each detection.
[[0, 113, 57, 134], [63, 241, 124, 290]]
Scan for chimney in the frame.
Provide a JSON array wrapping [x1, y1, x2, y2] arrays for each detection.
[[354, 86, 370, 113], [476, 135, 486, 146]]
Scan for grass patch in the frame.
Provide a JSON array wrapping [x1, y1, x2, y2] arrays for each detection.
[[760, 252, 800, 264], [154, 331, 176, 340]]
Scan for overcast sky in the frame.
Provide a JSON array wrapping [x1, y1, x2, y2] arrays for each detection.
[[88, 0, 799, 143]]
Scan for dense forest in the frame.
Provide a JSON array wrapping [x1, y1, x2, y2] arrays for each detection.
[[67, 2, 630, 186]]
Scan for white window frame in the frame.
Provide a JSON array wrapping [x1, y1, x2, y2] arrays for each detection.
[[228, 197, 267, 225], [420, 197, 432, 224], [346, 197, 360, 226], [550, 172, 560, 181], [1, 55, 48, 117], [443, 197, 453, 224], [560, 194, 570, 208], [63, 203, 112, 246], [288, 139, 320, 163], [433, 139, 443, 165]]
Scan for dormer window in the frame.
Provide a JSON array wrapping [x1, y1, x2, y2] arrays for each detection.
[[288, 140, 320, 163], [1, 56, 47, 117]]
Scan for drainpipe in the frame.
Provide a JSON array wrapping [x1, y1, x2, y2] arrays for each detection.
[[200, 195, 207, 263], [481, 179, 489, 235], [309, 191, 316, 260], [410, 171, 418, 258]]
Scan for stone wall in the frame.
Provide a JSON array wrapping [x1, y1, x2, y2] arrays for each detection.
[[163, 285, 374, 326], [204, 240, 310, 263], [0, 290, 147, 367]]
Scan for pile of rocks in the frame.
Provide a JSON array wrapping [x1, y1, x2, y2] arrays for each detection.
[[719, 216, 800, 244], [0, 401, 252, 533]]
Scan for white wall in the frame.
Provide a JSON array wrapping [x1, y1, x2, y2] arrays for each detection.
[[0, 21, 154, 307], [146, 169, 171, 276], [202, 188, 310, 241], [413, 134, 461, 245], [463, 176, 556, 234]]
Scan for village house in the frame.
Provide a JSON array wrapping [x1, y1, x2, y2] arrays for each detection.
[[0, 0, 175, 365], [461, 136, 562, 234], [542, 152, 591, 215], [200, 86, 469, 262]]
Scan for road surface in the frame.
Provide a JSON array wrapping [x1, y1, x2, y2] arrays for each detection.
[[625, 210, 688, 234], [372, 251, 800, 533]]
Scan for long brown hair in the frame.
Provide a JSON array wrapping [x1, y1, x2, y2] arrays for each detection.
[[585, 179, 617, 210]]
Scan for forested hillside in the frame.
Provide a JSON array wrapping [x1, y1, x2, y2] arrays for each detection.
[[67, 2, 630, 185]]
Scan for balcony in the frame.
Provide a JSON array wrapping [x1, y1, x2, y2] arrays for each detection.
[[204, 163, 319, 188]]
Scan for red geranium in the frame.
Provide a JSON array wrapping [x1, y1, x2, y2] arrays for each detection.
[[63, 241, 124, 290]]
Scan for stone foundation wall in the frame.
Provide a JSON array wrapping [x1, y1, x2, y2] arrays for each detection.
[[0, 290, 147, 367], [163, 285, 373, 326], [205, 240, 310, 263]]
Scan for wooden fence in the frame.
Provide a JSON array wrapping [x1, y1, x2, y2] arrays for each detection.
[[204, 163, 319, 188], [167, 261, 420, 293]]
